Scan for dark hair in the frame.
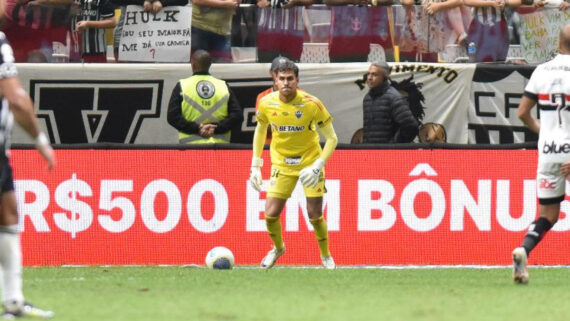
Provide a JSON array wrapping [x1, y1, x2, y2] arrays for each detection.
[[274, 60, 299, 78], [270, 56, 290, 72], [191, 50, 212, 72]]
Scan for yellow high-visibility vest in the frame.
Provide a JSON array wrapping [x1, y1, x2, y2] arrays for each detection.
[[179, 75, 231, 144]]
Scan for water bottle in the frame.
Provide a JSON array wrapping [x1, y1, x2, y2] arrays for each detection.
[[467, 42, 477, 63]]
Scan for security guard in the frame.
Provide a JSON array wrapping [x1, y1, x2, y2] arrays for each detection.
[[168, 50, 243, 144]]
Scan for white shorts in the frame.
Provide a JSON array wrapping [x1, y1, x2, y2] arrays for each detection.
[[536, 162, 566, 203]]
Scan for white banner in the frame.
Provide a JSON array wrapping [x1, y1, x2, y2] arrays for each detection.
[[298, 63, 474, 144], [118, 5, 191, 62], [15, 63, 474, 144], [468, 65, 536, 144]]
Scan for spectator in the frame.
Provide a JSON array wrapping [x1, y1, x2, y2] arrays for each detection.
[[72, 0, 117, 63], [362, 62, 419, 143], [231, 0, 257, 47], [424, 0, 471, 45], [26, 50, 49, 63], [2, 0, 75, 62], [425, 0, 527, 61], [256, 0, 312, 62], [398, 0, 444, 62], [191, 0, 241, 63], [167, 50, 243, 144], [324, 0, 395, 62], [463, 0, 507, 61], [461, 0, 528, 62], [534, 0, 570, 10], [111, 0, 189, 62]]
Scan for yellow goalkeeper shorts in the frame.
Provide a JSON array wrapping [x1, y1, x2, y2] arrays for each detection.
[[267, 165, 326, 199]]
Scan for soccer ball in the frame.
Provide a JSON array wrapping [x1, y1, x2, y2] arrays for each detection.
[[205, 246, 235, 270]]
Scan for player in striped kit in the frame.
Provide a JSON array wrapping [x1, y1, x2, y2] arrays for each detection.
[[512, 24, 570, 284], [0, 32, 55, 318]]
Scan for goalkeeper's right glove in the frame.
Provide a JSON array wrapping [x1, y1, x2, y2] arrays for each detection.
[[249, 157, 263, 192]]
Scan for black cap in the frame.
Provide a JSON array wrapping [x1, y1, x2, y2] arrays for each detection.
[[270, 56, 290, 72]]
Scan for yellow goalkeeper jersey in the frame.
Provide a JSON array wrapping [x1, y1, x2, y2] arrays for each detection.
[[256, 90, 333, 170]]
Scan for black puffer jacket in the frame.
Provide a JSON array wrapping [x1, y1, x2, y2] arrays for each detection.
[[362, 81, 419, 143]]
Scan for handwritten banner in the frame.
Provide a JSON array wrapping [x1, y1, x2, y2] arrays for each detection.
[[118, 5, 191, 62], [519, 8, 570, 63]]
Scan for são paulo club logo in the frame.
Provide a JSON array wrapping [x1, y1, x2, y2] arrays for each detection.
[[30, 80, 163, 143]]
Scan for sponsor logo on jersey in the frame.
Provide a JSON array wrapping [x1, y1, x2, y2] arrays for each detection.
[[278, 125, 305, 132], [295, 110, 302, 119], [80, 9, 99, 16], [539, 179, 556, 190], [282, 112, 289, 116], [272, 112, 278, 116], [284, 157, 301, 165], [542, 141, 570, 154]]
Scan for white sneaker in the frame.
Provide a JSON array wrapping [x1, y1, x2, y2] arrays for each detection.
[[2, 301, 53, 319], [512, 247, 529, 284], [260, 246, 285, 269], [321, 256, 336, 270]]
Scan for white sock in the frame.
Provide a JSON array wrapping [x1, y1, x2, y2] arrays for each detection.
[[0, 226, 24, 306]]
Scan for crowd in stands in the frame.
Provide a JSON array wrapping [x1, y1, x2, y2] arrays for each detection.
[[2, 0, 569, 63]]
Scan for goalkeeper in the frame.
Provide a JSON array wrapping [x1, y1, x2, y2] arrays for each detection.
[[249, 60, 338, 269]]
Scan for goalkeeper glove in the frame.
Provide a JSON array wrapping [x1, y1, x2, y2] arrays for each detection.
[[299, 158, 325, 188], [249, 157, 263, 192]]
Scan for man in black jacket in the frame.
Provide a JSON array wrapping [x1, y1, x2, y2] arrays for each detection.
[[362, 62, 419, 143]]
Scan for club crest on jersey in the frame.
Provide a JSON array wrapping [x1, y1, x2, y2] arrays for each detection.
[[196, 81, 215, 99], [295, 110, 303, 119]]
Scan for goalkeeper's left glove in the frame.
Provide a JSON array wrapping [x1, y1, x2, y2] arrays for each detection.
[[299, 158, 325, 188]]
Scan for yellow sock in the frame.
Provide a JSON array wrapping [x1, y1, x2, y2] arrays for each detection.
[[310, 216, 330, 257], [265, 215, 284, 250]]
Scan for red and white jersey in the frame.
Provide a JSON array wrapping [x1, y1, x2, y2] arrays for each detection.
[[525, 54, 570, 163]]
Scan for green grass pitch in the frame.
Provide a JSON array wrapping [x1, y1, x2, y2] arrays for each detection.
[[24, 266, 570, 321]]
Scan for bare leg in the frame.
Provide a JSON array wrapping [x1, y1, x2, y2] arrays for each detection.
[[447, 8, 467, 44]]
